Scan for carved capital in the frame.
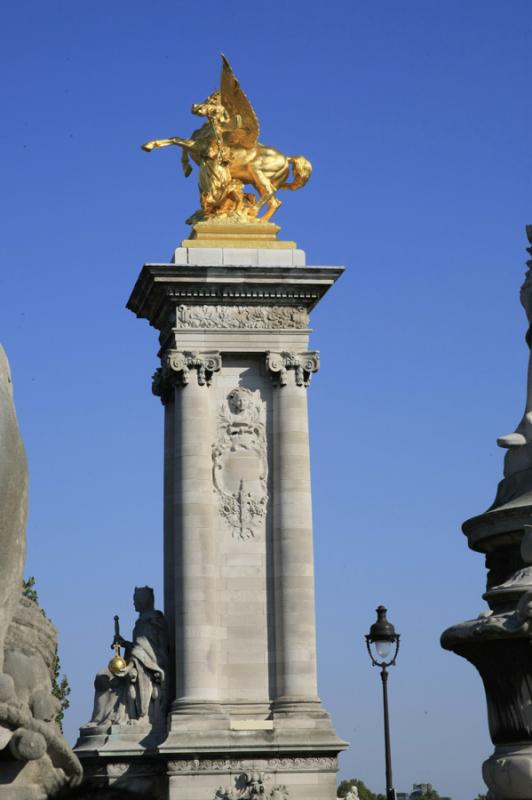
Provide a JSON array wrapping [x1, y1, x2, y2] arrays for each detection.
[[266, 351, 319, 387], [152, 350, 222, 403], [167, 350, 222, 386]]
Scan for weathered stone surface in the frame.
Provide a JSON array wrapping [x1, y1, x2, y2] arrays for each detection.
[[0, 346, 83, 797], [0, 345, 27, 663], [0, 595, 83, 797]]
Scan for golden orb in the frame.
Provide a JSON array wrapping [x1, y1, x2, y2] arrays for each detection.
[[108, 653, 127, 675]]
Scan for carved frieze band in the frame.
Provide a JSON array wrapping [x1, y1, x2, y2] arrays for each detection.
[[266, 351, 319, 387], [152, 350, 222, 402], [167, 756, 337, 774], [175, 304, 309, 330]]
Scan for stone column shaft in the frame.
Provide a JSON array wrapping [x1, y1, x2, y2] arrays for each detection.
[[163, 398, 176, 703], [164, 352, 223, 714], [269, 352, 320, 709]]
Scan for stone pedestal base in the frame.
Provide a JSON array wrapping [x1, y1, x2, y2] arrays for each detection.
[[76, 750, 340, 800], [483, 744, 532, 800], [166, 754, 339, 800], [76, 713, 346, 800]]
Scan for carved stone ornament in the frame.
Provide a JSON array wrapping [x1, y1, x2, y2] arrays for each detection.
[[152, 350, 222, 401], [167, 757, 336, 774], [212, 772, 289, 800], [266, 351, 319, 387], [106, 762, 130, 778], [174, 304, 309, 330], [212, 387, 268, 540], [168, 758, 243, 774], [167, 350, 222, 386]]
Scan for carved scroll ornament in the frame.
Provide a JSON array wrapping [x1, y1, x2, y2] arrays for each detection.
[[266, 351, 319, 387], [152, 350, 222, 402]]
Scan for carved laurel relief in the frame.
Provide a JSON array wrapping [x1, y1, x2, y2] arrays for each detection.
[[212, 387, 268, 540], [175, 304, 308, 330]]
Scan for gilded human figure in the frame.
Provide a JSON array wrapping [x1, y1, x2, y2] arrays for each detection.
[[142, 55, 312, 225], [87, 586, 168, 729]]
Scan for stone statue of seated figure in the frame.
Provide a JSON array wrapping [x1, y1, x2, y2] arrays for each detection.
[[87, 586, 168, 730]]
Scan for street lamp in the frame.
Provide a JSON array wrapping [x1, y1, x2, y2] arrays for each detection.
[[365, 605, 400, 800]]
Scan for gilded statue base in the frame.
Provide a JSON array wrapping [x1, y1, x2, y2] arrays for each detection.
[[182, 221, 296, 250]]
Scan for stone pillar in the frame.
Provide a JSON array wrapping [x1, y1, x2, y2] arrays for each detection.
[[125, 254, 348, 799], [267, 351, 322, 712], [162, 350, 225, 716]]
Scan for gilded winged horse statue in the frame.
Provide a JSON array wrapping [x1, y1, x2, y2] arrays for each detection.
[[141, 55, 312, 225]]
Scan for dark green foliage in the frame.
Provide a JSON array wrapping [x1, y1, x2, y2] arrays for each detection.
[[51, 647, 71, 732], [22, 576, 71, 732], [337, 778, 385, 800], [22, 575, 39, 603]]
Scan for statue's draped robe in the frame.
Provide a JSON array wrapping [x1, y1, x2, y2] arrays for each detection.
[[129, 609, 168, 721], [90, 609, 168, 727]]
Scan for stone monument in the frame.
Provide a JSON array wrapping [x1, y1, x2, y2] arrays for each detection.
[[75, 56, 347, 799], [442, 227, 532, 800], [0, 345, 83, 798]]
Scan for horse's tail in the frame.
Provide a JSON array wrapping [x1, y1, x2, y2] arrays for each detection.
[[280, 156, 312, 191]]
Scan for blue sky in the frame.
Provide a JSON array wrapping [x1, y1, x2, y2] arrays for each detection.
[[1, 3, 531, 799]]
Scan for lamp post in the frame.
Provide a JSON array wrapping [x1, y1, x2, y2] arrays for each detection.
[[365, 605, 400, 800]]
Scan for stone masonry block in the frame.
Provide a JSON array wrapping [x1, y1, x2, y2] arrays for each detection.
[[257, 249, 294, 267], [187, 248, 224, 266], [171, 247, 188, 265], [222, 248, 259, 266]]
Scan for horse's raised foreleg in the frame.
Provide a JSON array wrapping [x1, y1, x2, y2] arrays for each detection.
[[142, 137, 197, 177]]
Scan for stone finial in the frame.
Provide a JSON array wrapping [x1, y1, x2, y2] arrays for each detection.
[[266, 351, 319, 387]]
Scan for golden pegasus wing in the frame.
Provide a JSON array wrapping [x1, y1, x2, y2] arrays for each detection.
[[220, 54, 259, 150]]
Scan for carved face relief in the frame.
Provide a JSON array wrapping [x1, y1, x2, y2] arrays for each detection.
[[212, 388, 268, 540], [228, 388, 253, 415]]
